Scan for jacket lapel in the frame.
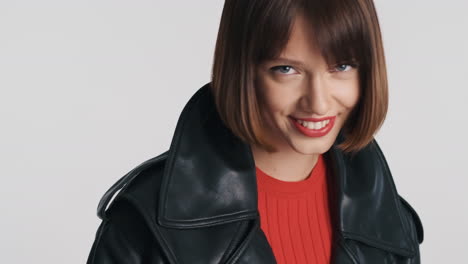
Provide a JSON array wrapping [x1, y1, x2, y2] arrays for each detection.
[[157, 82, 416, 260], [325, 133, 416, 258], [157, 83, 259, 228]]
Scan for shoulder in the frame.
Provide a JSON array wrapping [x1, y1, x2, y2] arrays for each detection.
[[87, 150, 170, 263], [398, 194, 424, 244], [371, 139, 424, 247], [96, 149, 169, 221], [372, 138, 424, 245], [372, 139, 424, 245]]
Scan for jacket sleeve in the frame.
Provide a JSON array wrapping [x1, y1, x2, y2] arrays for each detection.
[[86, 198, 167, 264], [399, 195, 424, 263]]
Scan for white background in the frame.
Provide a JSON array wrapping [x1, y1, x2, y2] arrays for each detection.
[[1, 0, 467, 263]]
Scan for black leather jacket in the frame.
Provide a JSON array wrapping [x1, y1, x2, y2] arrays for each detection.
[[86, 83, 424, 264]]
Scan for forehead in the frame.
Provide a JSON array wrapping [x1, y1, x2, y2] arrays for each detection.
[[274, 13, 326, 66]]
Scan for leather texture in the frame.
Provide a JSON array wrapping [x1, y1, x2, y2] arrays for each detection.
[[86, 82, 424, 264]]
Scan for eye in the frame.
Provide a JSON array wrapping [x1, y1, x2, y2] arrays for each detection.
[[333, 63, 358, 73], [270, 65, 298, 75]]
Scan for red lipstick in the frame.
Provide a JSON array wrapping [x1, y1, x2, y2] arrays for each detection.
[[289, 116, 336, 137]]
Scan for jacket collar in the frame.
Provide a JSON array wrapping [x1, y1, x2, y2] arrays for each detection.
[[157, 82, 416, 257]]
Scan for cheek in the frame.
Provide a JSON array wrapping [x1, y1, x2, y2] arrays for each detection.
[[334, 81, 360, 110], [256, 78, 295, 115]]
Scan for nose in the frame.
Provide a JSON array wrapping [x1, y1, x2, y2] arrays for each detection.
[[300, 76, 330, 116]]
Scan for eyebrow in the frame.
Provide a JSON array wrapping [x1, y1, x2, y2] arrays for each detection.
[[268, 57, 358, 68], [268, 57, 308, 68]]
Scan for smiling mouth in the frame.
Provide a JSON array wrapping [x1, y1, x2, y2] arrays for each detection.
[[289, 116, 336, 137], [290, 116, 336, 129], [294, 118, 330, 130]]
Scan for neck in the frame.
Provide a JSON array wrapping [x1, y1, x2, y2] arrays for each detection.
[[250, 144, 320, 182]]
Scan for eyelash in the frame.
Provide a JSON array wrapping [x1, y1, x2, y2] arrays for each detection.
[[270, 63, 358, 74]]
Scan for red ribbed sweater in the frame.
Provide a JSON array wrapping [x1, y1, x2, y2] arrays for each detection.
[[255, 154, 332, 264]]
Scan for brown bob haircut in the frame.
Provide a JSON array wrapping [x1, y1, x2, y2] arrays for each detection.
[[210, 0, 388, 154]]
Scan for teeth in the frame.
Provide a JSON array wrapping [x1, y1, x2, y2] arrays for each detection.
[[296, 119, 330, 130]]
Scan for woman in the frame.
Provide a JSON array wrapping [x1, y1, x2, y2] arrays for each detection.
[[86, 0, 424, 263]]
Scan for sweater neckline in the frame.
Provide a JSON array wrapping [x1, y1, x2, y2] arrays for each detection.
[[255, 154, 325, 194]]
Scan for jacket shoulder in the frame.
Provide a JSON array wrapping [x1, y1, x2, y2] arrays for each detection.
[[87, 150, 169, 264], [97, 150, 169, 221], [372, 139, 424, 246], [372, 139, 424, 244], [399, 194, 424, 244], [87, 197, 167, 263]]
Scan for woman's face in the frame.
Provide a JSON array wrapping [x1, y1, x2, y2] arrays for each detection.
[[255, 13, 360, 155]]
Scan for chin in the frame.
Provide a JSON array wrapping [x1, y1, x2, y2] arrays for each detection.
[[289, 138, 333, 155], [289, 124, 342, 153]]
